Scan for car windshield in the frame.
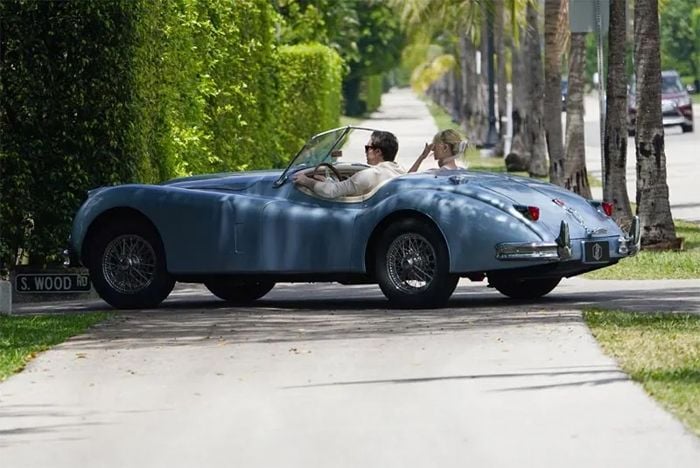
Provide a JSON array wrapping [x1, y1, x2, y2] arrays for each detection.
[[629, 74, 685, 96], [661, 75, 684, 94], [275, 126, 377, 186]]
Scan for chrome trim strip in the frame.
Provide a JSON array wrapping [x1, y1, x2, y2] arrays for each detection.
[[495, 242, 560, 261]]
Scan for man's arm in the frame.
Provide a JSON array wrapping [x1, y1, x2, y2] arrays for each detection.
[[293, 170, 374, 199]]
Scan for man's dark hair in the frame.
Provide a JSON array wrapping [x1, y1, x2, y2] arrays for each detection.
[[371, 130, 399, 161]]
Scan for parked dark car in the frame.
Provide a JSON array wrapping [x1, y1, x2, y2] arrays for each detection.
[[628, 70, 694, 135]]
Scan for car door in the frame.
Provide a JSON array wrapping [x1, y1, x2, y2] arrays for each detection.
[[257, 182, 364, 273]]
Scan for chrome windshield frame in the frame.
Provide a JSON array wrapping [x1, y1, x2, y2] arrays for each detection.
[[273, 125, 379, 187]]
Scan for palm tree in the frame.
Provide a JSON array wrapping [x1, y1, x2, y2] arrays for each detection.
[[544, 0, 565, 185], [634, 0, 678, 248], [524, 1, 547, 177], [494, 0, 507, 156], [563, 32, 591, 198], [603, 0, 633, 228]]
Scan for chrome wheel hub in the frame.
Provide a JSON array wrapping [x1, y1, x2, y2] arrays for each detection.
[[102, 234, 156, 294], [386, 233, 436, 293]]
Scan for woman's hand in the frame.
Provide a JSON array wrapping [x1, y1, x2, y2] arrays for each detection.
[[419, 143, 433, 159]]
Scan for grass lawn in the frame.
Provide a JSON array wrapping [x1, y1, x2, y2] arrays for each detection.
[[585, 220, 700, 280], [0, 313, 109, 381], [585, 309, 700, 436]]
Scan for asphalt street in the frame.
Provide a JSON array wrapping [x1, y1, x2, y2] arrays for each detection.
[[583, 93, 700, 222], [2, 88, 700, 467]]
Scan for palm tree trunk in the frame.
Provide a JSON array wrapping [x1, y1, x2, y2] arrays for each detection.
[[544, 0, 565, 185], [563, 33, 591, 198], [494, 0, 507, 156], [634, 0, 678, 248], [508, 22, 530, 167], [459, 32, 482, 145], [525, 1, 547, 177], [604, 0, 633, 228]]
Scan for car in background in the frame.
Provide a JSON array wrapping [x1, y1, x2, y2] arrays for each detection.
[[628, 70, 694, 135]]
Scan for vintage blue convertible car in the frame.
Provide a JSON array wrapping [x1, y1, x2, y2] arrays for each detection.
[[69, 126, 640, 309]]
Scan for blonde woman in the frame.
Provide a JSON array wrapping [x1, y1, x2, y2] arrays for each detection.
[[409, 129, 468, 172]]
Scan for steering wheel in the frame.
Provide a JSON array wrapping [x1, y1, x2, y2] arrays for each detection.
[[312, 162, 343, 181]]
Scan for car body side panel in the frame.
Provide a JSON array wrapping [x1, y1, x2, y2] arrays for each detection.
[[257, 184, 363, 272], [72, 185, 264, 273], [351, 188, 554, 273]]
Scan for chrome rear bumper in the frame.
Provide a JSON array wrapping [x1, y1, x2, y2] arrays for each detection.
[[496, 221, 572, 261], [496, 217, 641, 261]]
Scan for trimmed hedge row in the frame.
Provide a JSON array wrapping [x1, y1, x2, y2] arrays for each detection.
[[277, 43, 343, 160], [0, 0, 343, 268]]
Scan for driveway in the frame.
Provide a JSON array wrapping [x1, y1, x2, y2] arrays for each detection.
[[2, 278, 700, 467]]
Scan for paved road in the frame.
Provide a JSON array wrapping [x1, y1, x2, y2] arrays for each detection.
[[583, 94, 700, 222], [2, 89, 700, 467], [3, 278, 700, 467]]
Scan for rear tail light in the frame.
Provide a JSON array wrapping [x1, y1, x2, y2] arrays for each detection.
[[601, 202, 614, 216], [514, 205, 540, 221], [589, 200, 614, 216]]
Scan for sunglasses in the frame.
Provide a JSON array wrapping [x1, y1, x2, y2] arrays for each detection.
[[364, 145, 377, 153]]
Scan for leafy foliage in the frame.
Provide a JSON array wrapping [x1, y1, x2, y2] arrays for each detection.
[[660, 0, 699, 80], [277, 43, 343, 162], [0, 0, 342, 268]]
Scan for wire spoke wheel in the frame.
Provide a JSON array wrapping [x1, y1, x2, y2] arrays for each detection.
[[102, 234, 156, 294], [386, 233, 436, 293]]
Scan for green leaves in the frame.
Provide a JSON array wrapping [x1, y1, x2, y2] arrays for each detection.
[[2, 0, 344, 268]]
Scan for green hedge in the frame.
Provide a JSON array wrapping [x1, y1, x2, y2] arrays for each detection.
[[0, 1, 142, 267], [0, 1, 342, 268], [277, 43, 343, 162], [362, 74, 384, 113]]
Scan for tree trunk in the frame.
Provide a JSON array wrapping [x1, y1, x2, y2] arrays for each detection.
[[544, 0, 565, 185], [494, 0, 507, 156], [563, 33, 591, 198], [634, 0, 678, 248], [604, 0, 633, 228], [525, 2, 547, 177], [459, 32, 482, 145], [508, 22, 529, 167]]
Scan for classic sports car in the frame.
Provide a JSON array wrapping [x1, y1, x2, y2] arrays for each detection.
[[69, 126, 640, 309]]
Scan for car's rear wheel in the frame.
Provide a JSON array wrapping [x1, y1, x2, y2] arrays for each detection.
[[88, 219, 174, 309], [205, 278, 275, 303], [375, 218, 458, 308], [489, 275, 561, 299]]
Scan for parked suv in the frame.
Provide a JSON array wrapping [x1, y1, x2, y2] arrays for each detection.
[[628, 70, 694, 135]]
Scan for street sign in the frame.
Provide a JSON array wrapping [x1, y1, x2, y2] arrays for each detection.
[[15, 273, 91, 293]]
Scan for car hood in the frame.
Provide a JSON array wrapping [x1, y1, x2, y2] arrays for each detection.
[[162, 169, 282, 191]]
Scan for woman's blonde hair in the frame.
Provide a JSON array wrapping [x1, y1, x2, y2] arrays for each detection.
[[432, 129, 467, 156]]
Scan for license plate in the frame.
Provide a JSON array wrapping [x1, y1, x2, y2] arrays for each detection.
[[15, 273, 91, 293], [583, 241, 610, 263]]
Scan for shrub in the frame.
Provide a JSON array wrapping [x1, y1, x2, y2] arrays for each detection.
[[0, 0, 280, 267], [277, 43, 343, 163]]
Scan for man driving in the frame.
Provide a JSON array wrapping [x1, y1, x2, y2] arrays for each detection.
[[293, 130, 405, 199]]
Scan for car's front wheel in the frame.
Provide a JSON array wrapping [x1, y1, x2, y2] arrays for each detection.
[[88, 219, 175, 309], [205, 278, 275, 303], [682, 123, 694, 133], [489, 275, 561, 299], [375, 218, 458, 308]]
